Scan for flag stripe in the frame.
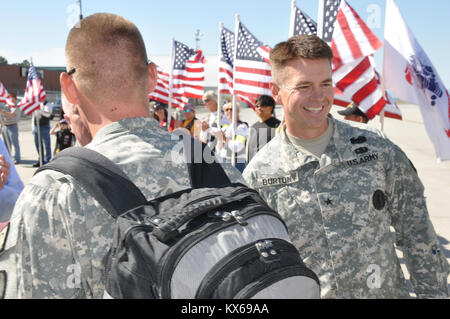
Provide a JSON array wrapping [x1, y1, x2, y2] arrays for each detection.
[[347, 4, 383, 51], [352, 77, 378, 105], [334, 57, 371, 90], [336, 8, 363, 61]]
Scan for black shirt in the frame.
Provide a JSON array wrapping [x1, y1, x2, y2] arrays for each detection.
[[56, 129, 75, 151], [246, 117, 281, 163]]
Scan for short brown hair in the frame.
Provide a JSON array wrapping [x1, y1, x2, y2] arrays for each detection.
[[65, 13, 148, 103], [270, 35, 333, 82]]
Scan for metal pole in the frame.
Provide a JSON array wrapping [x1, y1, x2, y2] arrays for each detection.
[[78, 0, 83, 20], [231, 14, 240, 167], [168, 37, 175, 131], [289, 0, 296, 37], [217, 23, 224, 130]]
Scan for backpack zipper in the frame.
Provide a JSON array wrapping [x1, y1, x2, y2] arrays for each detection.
[[195, 238, 297, 299], [233, 264, 320, 299], [158, 206, 284, 298]]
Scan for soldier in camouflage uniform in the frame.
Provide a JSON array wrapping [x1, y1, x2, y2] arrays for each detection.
[[242, 35, 449, 298], [0, 13, 243, 299]]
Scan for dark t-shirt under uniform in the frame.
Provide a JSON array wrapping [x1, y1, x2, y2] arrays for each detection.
[[246, 117, 281, 164]]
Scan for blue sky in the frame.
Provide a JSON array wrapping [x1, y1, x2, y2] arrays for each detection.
[[1, 0, 449, 88]]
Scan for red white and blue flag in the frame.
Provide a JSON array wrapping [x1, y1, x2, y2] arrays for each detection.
[[329, 0, 383, 69], [0, 81, 14, 107], [16, 62, 46, 115], [219, 26, 235, 95], [171, 40, 206, 102], [314, 0, 401, 120], [233, 20, 272, 109], [149, 64, 187, 109]]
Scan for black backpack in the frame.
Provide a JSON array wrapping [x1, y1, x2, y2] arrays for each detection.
[[37, 138, 320, 299]]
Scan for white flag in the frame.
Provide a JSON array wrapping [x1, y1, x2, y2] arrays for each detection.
[[383, 0, 450, 161]]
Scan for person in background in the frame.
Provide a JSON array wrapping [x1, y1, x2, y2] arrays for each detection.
[[337, 102, 369, 124], [0, 138, 24, 223], [31, 101, 53, 167], [0, 93, 21, 165], [51, 119, 76, 154], [151, 102, 175, 132], [180, 103, 201, 138], [246, 95, 281, 164], [199, 91, 229, 149], [243, 34, 449, 298], [216, 102, 249, 173]]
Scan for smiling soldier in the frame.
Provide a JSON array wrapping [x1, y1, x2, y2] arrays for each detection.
[[242, 35, 449, 299]]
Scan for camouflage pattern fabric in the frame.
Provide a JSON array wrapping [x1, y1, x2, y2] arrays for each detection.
[[243, 115, 449, 299], [1, 117, 244, 299]]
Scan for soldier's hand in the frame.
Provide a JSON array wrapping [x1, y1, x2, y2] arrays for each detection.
[[0, 155, 11, 190]]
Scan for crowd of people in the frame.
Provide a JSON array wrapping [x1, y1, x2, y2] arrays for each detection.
[[0, 12, 448, 299]]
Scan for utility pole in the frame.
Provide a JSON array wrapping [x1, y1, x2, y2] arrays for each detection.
[[78, 0, 83, 20], [195, 29, 203, 50]]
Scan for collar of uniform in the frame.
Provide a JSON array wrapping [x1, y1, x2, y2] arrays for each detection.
[[331, 116, 366, 162], [90, 117, 162, 145], [279, 124, 320, 171], [279, 114, 355, 171]]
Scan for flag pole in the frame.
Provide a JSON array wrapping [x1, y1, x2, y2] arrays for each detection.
[[217, 22, 223, 129], [317, 0, 325, 40], [289, 0, 296, 37], [231, 14, 240, 168], [168, 37, 175, 131], [31, 57, 43, 166]]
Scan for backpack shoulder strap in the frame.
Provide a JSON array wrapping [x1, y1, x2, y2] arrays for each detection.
[[182, 135, 231, 188], [35, 147, 147, 219]]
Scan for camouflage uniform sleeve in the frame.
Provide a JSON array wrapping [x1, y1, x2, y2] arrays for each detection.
[[11, 176, 83, 299], [387, 143, 449, 298]]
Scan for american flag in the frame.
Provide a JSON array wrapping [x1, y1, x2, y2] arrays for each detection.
[[218, 26, 235, 95], [0, 81, 14, 107], [315, 0, 400, 120], [234, 21, 272, 109], [148, 64, 187, 109], [317, 0, 341, 43], [290, 4, 317, 37], [333, 55, 402, 119], [330, 0, 383, 69], [16, 62, 46, 115], [172, 40, 205, 101]]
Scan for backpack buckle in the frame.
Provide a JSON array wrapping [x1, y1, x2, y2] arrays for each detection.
[[256, 240, 281, 263]]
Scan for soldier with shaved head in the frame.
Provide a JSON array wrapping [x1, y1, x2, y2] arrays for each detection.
[[1, 13, 243, 299]]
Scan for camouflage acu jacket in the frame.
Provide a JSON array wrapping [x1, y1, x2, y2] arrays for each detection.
[[243, 116, 449, 299], [1, 117, 244, 299]]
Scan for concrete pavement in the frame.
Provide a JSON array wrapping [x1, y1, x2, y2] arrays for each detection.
[[8, 103, 450, 294]]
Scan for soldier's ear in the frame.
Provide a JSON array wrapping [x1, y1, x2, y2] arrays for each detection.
[[270, 82, 281, 105], [60, 72, 79, 105], [147, 62, 157, 94]]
